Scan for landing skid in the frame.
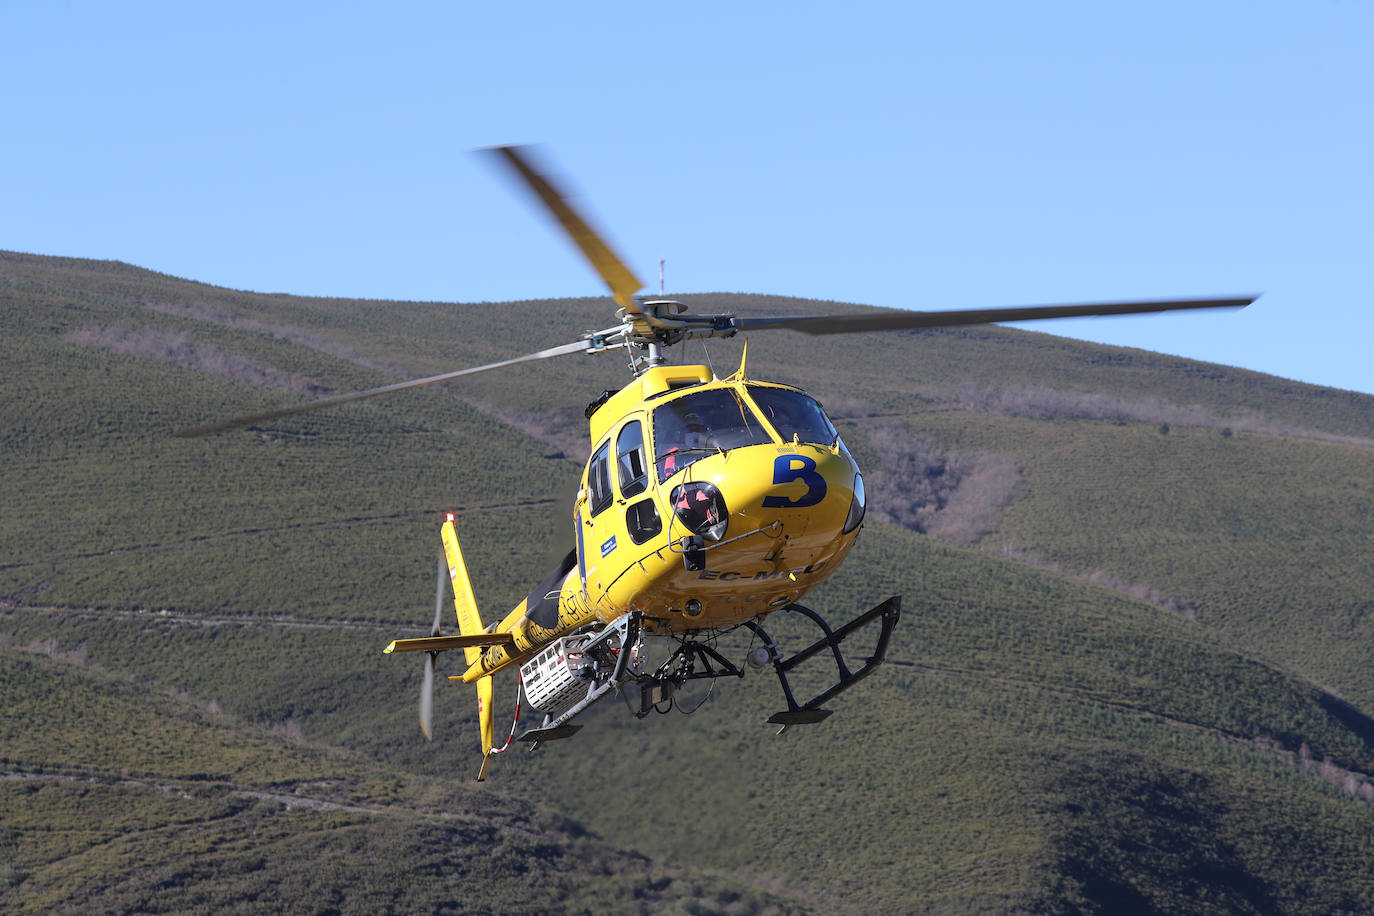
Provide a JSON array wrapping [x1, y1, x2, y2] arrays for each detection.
[[634, 596, 902, 731], [750, 597, 901, 731], [517, 597, 901, 748]]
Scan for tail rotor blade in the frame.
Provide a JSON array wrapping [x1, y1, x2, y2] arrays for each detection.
[[418, 553, 446, 741], [420, 654, 435, 741], [432, 553, 446, 637]]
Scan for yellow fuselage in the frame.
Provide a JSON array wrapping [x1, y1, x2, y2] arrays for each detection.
[[462, 367, 864, 683]]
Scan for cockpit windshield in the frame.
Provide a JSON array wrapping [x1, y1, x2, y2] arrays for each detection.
[[653, 388, 771, 482], [748, 386, 838, 446]]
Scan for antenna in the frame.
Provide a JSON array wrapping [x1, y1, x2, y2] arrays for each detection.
[[659, 259, 665, 295]]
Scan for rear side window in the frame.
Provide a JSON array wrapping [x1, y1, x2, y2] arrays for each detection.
[[587, 441, 613, 516], [617, 420, 648, 499]]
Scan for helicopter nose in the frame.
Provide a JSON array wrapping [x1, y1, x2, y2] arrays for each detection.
[[760, 449, 847, 513], [730, 445, 861, 543], [670, 445, 860, 548]]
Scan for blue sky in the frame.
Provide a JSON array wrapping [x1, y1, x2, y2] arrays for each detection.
[[5, 1, 1371, 394]]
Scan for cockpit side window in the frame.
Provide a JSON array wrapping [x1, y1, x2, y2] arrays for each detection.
[[652, 388, 771, 483], [747, 386, 838, 446], [587, 440, 613, 516], [617, 420, 648, 499]]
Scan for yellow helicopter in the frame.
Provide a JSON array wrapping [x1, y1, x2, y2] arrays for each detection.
[[181, 146, 1254, 780]]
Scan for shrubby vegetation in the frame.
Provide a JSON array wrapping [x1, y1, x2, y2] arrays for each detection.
[[1, 648, 801, 915], [925, 380, 1374, 447], [862, 419, 1021, 544], [65, 324, 329, 395]]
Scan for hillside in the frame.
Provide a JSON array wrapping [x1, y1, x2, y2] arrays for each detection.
[[4, 249, 1374, 912], [0, 644, 803, 915]]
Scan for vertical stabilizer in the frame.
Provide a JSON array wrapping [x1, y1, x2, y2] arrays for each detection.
[[440, 516, 497, 772], [441, 517, 485, 667], [475, 675, 495, 779]]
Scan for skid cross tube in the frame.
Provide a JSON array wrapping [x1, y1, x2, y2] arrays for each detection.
[[664, 639, 745, 683], [745, 596, 901, 727], [632, 635, 747, 718]]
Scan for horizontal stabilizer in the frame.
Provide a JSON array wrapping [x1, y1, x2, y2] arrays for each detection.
[[384, 633, 514, 654]]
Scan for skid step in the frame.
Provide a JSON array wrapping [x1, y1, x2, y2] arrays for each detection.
[[517, 723, 582, 743], [767, 708, 833, 726]]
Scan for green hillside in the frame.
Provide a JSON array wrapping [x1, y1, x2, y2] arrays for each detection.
[[0, 645, 802, 915], [4, 250, 1374, 912]]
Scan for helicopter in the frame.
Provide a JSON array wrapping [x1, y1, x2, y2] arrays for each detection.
[[180, 145, 1255, 780]]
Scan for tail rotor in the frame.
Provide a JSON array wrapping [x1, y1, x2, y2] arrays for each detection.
[[384, 515, 515, 777], [419, 553, 445, 740]]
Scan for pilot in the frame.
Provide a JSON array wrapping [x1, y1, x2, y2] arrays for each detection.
[[662, 446, 681, 477], [682, 413, 712, 449], [661, 408, 711, 477], [763, 402, 795, 438]]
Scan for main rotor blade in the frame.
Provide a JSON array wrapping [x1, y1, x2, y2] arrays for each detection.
[[730, 296, 1256, 336], [175, 339, 592, 437], [484, 145, 644, 315]]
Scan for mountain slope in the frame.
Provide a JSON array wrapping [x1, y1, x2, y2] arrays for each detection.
[[0, 643, 815, 915], [4, 250, 1374, 912]]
